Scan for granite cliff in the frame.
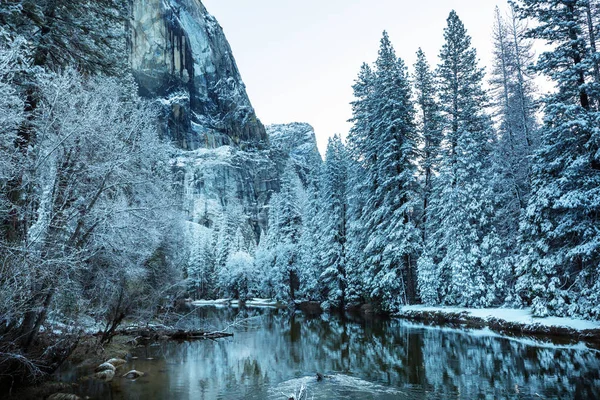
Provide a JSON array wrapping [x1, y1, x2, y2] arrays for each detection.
[[130, 0, 268, 150], [128, 0, 321, 245]]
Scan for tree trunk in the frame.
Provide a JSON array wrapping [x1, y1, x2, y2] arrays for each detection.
[[405, 254, 417, 304], [566, 4, 590, 110], [586, 2, 600, 103], [21, 288, 55, 351]]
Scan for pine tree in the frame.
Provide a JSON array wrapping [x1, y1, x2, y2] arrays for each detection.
[[432, 11, 496, 307], [319, 135, 350, 310], [215, 202, 250, 269], [348, 63, 378, 172], [349, 32, 422, 310], [266, 164, 304, 302], [413, 49, 443, 243], [345, 62, 376, 306], [187, 228, 217, 299], [344, 157, 370, 307], [512, 0, 600, 318], [413, 49, 443, 305], [583, 0, 600, 102], [297, 165, 324, 300], [486, 6, 539, 305]]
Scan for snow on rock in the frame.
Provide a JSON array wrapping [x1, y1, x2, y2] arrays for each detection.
[[399, 305, 600, 332], [130, 1, 325, 298], [175, 144, 279, 244], [174, 123, 322, 249], [267, 123, 323, 178]]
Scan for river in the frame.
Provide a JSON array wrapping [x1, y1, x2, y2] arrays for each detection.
[[59, 306, 600, 399]]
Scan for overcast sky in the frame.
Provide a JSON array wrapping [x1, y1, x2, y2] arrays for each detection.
[[202, 0, 508, 154]]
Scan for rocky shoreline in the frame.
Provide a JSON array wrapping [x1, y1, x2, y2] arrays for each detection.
[[6, 324, 235, 400]]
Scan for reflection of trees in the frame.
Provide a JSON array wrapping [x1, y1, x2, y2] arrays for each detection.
[[421, 328, 600, 399], [138, 309, 600, 399]]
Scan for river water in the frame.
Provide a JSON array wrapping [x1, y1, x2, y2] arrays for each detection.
[[60, 307, 600, 399]]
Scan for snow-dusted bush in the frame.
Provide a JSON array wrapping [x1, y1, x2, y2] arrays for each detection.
[[218, 251, 255, 300], [0, 67, 178, 352]]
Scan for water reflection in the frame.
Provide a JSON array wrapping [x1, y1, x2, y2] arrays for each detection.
[[62, 308, 600, 399]]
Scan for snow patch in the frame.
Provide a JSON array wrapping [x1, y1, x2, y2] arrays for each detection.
[[245, 298, 284, 308], [399, 306, 600, 331]]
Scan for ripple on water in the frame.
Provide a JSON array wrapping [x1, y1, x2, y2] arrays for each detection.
[[268, 374, 412, 400]]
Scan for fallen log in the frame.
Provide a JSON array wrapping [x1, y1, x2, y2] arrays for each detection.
[[116, 327, 233, 343], [170, 330, 233, 340]]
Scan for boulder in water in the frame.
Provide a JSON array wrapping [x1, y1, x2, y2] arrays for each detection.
[[122, 370, 145, 379], [316, 372, 332, 381], [95, 362, 116, 373], [106, 358, 126, 368], [47, 394, 81, 400], [93, 369, 115, 381]]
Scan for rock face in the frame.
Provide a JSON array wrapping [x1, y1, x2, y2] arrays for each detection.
[[130, 0, 268, 150], [129, 1, 322, 248], [267, 123, 323, 181], [174, 146, 279, 242], [175, 123, 322, 244]]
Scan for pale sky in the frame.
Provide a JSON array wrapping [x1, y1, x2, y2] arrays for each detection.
[[202, 0, 507, 154]]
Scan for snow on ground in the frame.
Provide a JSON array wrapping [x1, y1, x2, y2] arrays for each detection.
[[191, 298, 239, 307], [399, 306, 600, 331], [245, 298, 283, 307]]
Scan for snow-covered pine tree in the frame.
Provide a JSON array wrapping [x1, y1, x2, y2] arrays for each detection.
[[215, 202, 250, 269], [432, 11, 496, 307], [297, 165, 324, 301], [583, 0, 600, 101], [319, 134, 350, 310], [413, 49, 443, 305], [266, 164, 304, 302], [512, 0, 600, 318], [344, 157, 370, 307], [349, 32, 422, 311], [218, 251, 255, 301], [346, 62, 375, 306], [348, 63, 377, 175], [507, 5, 540, 148], [413, 49, 443, 242], [186, 228, 217, 299], [486, 6, 539, 305], [253, 216, 278, 299]]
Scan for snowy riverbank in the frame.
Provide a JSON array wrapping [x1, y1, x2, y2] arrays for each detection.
[[190, 298, 286, 308], [396, 306, 600, 342]]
